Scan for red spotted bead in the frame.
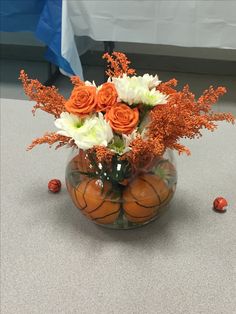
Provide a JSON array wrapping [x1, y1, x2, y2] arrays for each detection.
[[48, 179, 61, 193], [213, 197, 228, 213]]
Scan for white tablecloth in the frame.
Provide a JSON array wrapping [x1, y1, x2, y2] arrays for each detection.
[[61, 0, 236, 77], [64, 0, 236, 48]]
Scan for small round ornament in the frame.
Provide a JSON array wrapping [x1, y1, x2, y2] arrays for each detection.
[[48, 179, 61, 193], [213, 196, 228, 213]]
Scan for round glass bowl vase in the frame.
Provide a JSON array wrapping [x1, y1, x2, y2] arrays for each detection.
[[65, 149, 177, 229]]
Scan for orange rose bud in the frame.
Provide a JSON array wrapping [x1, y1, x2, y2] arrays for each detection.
[[105, 103, 139, 134], [48, 179, 61, 193], [65, 85, 97, 116], [97, 82, 118, 112]]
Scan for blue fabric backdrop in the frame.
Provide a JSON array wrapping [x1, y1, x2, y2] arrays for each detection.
[[0, 0, 74, 75]]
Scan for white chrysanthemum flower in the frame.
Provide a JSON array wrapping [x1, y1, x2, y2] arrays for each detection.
[[84, 80, 97, 87], [139, 74, 161, 89], [54, 112, 83, 137], [109, 130, 138, 155], [55, 112, 113, 150], [111, 74, 143, 105], [111, 74, 165, 106], [140, 89, 168, 106], [122, 129, 138, 148]]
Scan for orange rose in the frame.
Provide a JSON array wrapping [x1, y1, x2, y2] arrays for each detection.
[[65, 85, 97, 116], [97, 82, 118, 112], [105, 103, 139, 134]]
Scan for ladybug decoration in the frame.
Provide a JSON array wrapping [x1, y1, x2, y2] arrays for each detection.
[[48, 179, 61, 193], [213, 197, 228, 213]]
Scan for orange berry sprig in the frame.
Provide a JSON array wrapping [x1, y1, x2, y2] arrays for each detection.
[[103, 52, 136, 78], [147, 84, 234, 156], [26, 132, 73, 151], [19, 70, 66, 118]]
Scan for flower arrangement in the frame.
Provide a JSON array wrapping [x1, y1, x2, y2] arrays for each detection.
[[20, 52, 235, 228]]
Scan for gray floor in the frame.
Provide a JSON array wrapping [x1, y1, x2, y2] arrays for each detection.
[[0, 58, 236, 115]]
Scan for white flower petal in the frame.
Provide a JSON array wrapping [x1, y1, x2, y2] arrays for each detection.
[[140, 89, 168, 106], [112, 74, 163, 106], [56, 130, 70, 137], [84, 80, 97, 87], [55, 112, 114, 150]]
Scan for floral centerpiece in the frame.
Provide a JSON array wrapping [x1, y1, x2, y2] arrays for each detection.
[[20, 52, 234, 229]]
